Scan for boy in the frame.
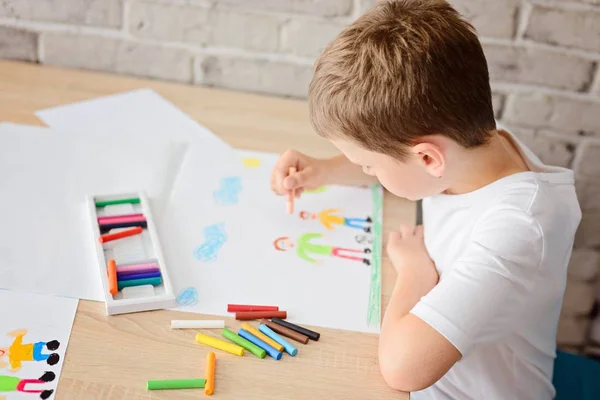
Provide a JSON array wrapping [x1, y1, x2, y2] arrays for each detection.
[[270, 1, 581, 398]]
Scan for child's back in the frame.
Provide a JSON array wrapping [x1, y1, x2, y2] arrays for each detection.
[[270, 0, 582, 398], [413, 128, 580, 399]]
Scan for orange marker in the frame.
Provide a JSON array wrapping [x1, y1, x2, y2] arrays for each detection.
[[99, 226, 143, 244], [107, 259, 118, 295], [205, 351, 216, 396], [287, 167, 296, 214]]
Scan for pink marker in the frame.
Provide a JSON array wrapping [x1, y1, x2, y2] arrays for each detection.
[[98, 216, 146, 226], [116, 262, 160, 274]]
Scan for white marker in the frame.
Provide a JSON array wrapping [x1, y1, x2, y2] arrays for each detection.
[[171, 320, 225, 329]]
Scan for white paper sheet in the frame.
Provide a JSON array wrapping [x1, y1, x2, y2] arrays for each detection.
[[36, 89, 229, 151], [35, 92, 383, 331], [0, 290, 78, 400], [168, 151, 383, 333], [0, 123, 189, 301]]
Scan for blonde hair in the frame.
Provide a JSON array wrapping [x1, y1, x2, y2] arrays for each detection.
[[309, 0, 496, 159]]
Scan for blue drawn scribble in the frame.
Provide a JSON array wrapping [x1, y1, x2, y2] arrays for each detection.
[[194, 223, 227, 262], [177, 287, 198, 306], [214, 177, 242, 206]]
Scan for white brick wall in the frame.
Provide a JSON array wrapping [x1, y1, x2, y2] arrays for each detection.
[[1, 0, 599, 351]]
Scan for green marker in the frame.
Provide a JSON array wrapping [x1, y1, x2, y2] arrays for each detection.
[[95, 197, 140, 207], [147, 378, 206, 390], [222, 328, 266, 359], [118, 277, 162, 290]]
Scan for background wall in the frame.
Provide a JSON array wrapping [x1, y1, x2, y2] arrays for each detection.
[[1, 0, 600, 355]]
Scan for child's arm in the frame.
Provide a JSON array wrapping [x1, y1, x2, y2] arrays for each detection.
[[379, 226, 460, 391], [380, 210, 545, 392], [271, 151, 376, 197]]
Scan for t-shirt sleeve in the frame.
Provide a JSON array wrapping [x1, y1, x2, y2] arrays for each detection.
[[410, 207, 545, 357]]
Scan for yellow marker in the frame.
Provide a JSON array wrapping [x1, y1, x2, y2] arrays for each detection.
[[241, 323, 284, 352], [195, 333, 244, 356]]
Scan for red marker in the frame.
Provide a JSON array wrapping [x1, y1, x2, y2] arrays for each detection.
[[227, 304, 279, 312], [99, 227, 143, 244]]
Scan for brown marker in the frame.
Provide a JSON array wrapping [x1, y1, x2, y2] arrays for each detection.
[[235, 311, 287, 320], [260, 319, 309, 344]]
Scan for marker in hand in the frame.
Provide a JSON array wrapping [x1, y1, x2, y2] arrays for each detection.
[[287, 167, 296, 214]]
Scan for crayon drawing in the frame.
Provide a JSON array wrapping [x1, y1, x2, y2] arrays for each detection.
[[213, 177, 242, 206], [304, 186, 328, 194], [242, 157, 261, 168], [176, 287, 198, 306], [0, 290, 78, 400], [299, 209, 372, 232], [0, 330, 60, 372], [355, 234, 374, 246], [274, 234, 371, 266], [0, 371, 56, 399], [194, 223, 227, 262]]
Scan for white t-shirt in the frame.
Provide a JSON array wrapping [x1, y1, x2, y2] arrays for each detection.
[[410, 130, 581, 400]]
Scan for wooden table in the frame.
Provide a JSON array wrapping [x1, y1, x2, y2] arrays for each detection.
[[0, 60, 413, 400]]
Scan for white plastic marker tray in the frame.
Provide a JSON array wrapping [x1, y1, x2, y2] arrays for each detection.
[[87, 191, 176, 315]]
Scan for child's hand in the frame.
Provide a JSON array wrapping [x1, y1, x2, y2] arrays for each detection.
[[270, 150, 329, 197], [387, 225, 438, 294]]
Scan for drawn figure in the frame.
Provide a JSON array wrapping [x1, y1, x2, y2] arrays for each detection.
[[242, 157, 261, 168], [0, 330, 60, 372], [300, 209, 372, 232], [213, 177, 242, 206], [177, 287, 198, 306], [274, 234, 371, 265], [194, 223, 227, 262], [0, 371, 55, 399]]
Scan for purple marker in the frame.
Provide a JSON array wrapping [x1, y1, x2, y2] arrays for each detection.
[[117, 268, 160, 278], [118, 271, 162, 281]]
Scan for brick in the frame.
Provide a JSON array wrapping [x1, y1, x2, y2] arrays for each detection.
[[197, 55, 313, 98], [281, 17, 345, 58], [448, 0, 520, 38], [484, 44, 595, 91], [574, 141, 600, 177], [129, 1, 211, 45], [511, 129, 575, 168], [0, 26, 37, 61], [210, 9, 281, 52], [0, 0, 123, 29], [214, 0, 353, 17], [557, 315, 590, 345], [574, 211, 600, 248], [568, 248, 600, 282], [42, 33, 193, 83], [525, 5, 600, 52], [562, 279, 597, 316], [503, 93, 600, 137], [492, 92, 505, 119], [576, 176, 600, 214]]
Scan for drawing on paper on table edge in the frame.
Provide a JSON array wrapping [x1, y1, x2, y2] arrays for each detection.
[[0, 371, 56, 399], [213, 177, 242, 206], [304, 186, 328, 194], [0, 329, 60, 372], [194, 223, 227, 262], [273, 234, 371, 266]]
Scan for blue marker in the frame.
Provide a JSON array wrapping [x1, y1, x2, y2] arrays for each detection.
[[238, 329, 282, 360], [259, 324, 298, 356]]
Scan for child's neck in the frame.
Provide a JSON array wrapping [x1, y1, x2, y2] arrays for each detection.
[[445, 130, 530, 195]]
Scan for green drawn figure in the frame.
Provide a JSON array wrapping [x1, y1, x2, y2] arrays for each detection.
[[0, 371, 55, 399], [274, 234, 371, 265]]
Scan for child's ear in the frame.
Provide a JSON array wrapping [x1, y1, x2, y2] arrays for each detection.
[[412, 142, 445, 178]]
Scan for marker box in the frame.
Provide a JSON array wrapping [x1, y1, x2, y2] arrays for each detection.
[[86, 192, 176, 315]]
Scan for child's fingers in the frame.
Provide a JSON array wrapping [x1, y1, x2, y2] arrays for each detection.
[[399, 224, 415, 237]]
